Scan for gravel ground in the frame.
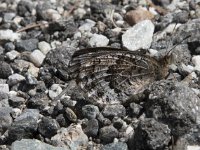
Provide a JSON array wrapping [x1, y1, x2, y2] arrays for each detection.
[[0, 0, 200, 150]]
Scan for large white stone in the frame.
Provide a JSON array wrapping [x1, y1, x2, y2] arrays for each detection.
[[89, 34, 109, 47], [122, 20, 155, 51], [29, 50, 45, 67]]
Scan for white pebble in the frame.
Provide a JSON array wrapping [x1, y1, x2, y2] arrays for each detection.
[[192, 55, 200, 66], [79, 19, 96, 32], [89, 34, 109, 47], [38, 41, 51, 55], [122, 20, 154, 51], [6, 50, 20, 60], [0, 84, 9, 94], [29, 50, 45, 67], [0, 29, 21, 42], [48, 84, 62, 99]]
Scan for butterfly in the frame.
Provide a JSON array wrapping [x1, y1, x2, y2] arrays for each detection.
[[62, 47, 174, 105]]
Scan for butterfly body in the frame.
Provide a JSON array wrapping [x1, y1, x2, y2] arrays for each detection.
[[66, 47, 173, 105]]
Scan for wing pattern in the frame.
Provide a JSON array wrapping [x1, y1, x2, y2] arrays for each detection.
[[68, 47, 160, 105]]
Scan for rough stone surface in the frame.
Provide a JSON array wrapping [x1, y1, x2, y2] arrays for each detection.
[[102, 104, 126, 118], [38, 41, 51, 55], [145, 80, 200, 137], [0, 84, 9, 94], [38, 117, 60, 138], [101, 142, 128, 150], [16, 39, 38, 52], [82, 105, 99, 120], [122, 20, 155, 51], [11, 139, 66, 150], [83, 119, 99, 137], [99, 126, 119, 144], [7, 73, 25, 86], [51, 124, 88, 149], [0, 30, 20, 42], [0, 62, 13, 79], [0, 107, 13, 134]]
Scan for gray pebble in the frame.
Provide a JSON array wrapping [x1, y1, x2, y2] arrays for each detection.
[[6, 50, 20, 61], [16, 38, 38, 52], [82, 105, 99, 119], [0, 84, 9, 94], [101, 142, 128, 150], [0, 61, 13, 79], [7, 73, 25, 86], [102, 104, 126, 118], [29, 50, 45, 67]]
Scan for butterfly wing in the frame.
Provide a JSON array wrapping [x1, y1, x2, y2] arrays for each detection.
[[68, 47, 159, 105]]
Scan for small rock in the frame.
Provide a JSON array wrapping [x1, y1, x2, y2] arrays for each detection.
[[9, 96, 25, 108], [125, 7, 154, 26], [83, 119, 99, 137], [16, 39, 38, 52], [122, 20, 154, 51], [89, 34, 109, 47], [12, 59, 30, 72], [51, 124, 88, 149], [0, 84, 9, 94], [130, 103, 143, 117], [82, 105, 99, 119], [61, 98, 76, 107], [3, 12, 16, 22], [128, 118, 171, 150], [179, 63, 194, 76], [15, 109, 40, 122], [102, 104, 126, 118], [6, 50, 20, 61], [17, 0, 34, 17], [78, 19, 96, 32], [192, 55, 200, 67], [4, 42, 15, 51], [29, 50, 45, 67], [25, 73, 38, 85], [65, 107, 77, 122], [38, 41, 51, 55], [38, 117, 60, 138], [11, 108, 22, 119], [0, 30, 20, 42], [0, 61, 13, 79], [46, 9, 61, 21], [48, 84, 62, 99], [11, 139, 66, 150], [99, 126, 119, 144], [0, 107, 13, 133], [7, 73, 25, 86], [27, 64, 39, 77], [101, 142, 128, 150]]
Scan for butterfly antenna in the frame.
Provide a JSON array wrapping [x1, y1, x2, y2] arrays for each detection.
[[166, 34, 191, 56]]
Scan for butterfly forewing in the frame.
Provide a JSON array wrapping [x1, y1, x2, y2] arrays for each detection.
[[68, 47, 160, 105]]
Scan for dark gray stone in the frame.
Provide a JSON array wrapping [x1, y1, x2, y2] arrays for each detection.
[[9, 96, 25, 108], [102, 104, 126, 118], [145, 80, 200, 137], [25, 73, 38, 85], [128, 118, 171, 150], [4, 42, 15, 51], [11, 139, 66, 150], [0, 107, 13, 134], [172, 11, 189, 23], [99, 126, 118, 144], [82, 105, 99, 119], [101, 142, 128, 150], [38, 117, 60, 138], [129, 102, 143, 117], [7, 117, 38, 143], [113, 118, 124, 130], [17, 0, 34, 17], [16, 39, 38, 52], [0, 61, 12, 79], [83, 119, 99, 137]]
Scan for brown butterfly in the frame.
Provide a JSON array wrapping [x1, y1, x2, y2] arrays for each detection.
[[62, 47, 174, 105]]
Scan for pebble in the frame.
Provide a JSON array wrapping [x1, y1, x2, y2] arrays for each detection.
[[0, 84, 9, 94], [9, 96, 25, 108], [3, 12, 15, 22], [25, 73, 38, 85], [0, 61, 13, 79], [78, 19, 96, 32], [15, 109, 40, 122], [102, 104, 126, 118], [16, 39, 39, 52], [0, 107, 13, 134], [192, 55, 200, 71], [29, 50, 45, 67], [65, 107, 77, 122], [48, 84, 62, 99], [125, 7, 154, 26], [83, 119, 99, 137], [99, 126, 119, 144], [82, 105, 100, 120], [11, 108, 22, 119], [6, 50, 20, 61], [122, 20, 155, 51], [38, 41, 51, 55], [46, 9, 61, 21], [11, 139, 66, 150], [38, 117, 60, 138], [89, 34, 109, 47], [51, 124, 88, 149], [0, 30, 20, 42], [101, 142, 128, 150], [7, 73, 25, 86], [28, 64, 39, 77], [4, 42, 15, 51]]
